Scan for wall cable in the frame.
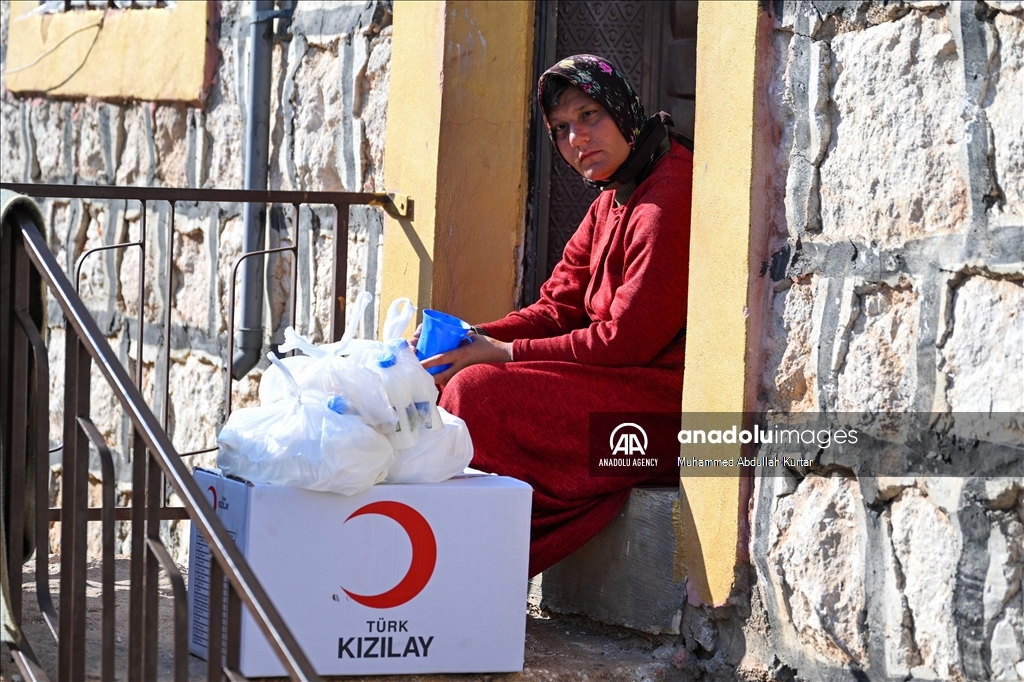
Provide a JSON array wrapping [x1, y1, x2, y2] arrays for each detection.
[[2, 18, 104, 78]]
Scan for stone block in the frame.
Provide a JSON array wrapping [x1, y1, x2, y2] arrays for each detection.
[[985, 1, 1024, 14], [940, 275, 1024, 413], [785, 156, 821, 235], [986, 12, 1024, 220], [835, 282, 919, 412], [0, 97, 26, 182], [153, 105, 189, 187], [266, 215, 296, 338], [819, 11, 968, 247], [171, 212, 214, 333], [783, 35, 830, 236], [292, 44, 346, 190], [539, 487, 686, 635], [766, 278, 819, 411], [118, 205, 163, 326], [30, 99, 71, 182], [890, 487, 963, 680], [230, 371, 262, 412], [311, 223, 335, 340], [74, 103, 108, 184], [291, 0, 374, 48], [877, 496, 921, 677], [167, 354, 223, 456], [76, 200, 118, 312], [46, 326, 66, 450], [202, 72, 244, 189], [779, 1, 822, 35], [84, 356, 124, 462], [115, 105, 155, 186], [216, 213, 245, 334], [989, 612, 1024, 682], [361, 31, 391, 191], [983, 509, 1023, 649], [768, 474, 868, 665]]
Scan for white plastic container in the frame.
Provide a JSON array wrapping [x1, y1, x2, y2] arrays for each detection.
[[374, 351, 420, 449]]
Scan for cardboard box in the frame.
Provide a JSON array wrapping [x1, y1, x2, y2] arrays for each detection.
[[188, 468, 532, 677]]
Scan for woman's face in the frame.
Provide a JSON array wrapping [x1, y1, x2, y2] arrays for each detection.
[[547, 85, 631, 182]]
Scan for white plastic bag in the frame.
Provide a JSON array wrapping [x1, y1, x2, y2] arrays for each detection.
[[385, 407, 474, 484], [257, 353, 317, 405], [305, 356, 398, 429], [278, 291, 374, 358], [262, 333, 396, 430], [381, 297, 416, 342], [268, 294, 422, 428], [334, 296, 418, 368], [258, 355, 396, 429], [265, 294, 450, 453], [218, 354, 394, 495]]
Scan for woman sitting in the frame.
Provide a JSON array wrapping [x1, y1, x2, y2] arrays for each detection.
[[421, 55, 693, 577]]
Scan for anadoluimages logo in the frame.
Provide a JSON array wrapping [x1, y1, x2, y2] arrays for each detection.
[[609, 422, 648, 456], [341, 501, 437, 608]]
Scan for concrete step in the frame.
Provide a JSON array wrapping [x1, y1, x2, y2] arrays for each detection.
[[536, 487, 686, 635]]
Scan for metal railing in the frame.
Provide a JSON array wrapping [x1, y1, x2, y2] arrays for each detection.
[[1, 183, 408, 681]]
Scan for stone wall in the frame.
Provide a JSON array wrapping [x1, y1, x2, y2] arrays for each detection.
[[0, 0, 393, 564], [724, 2, 1023, 681]]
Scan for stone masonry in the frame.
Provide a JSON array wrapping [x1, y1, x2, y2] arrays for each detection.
[[733, 2, 1024, 681], [533, 4, 1020, 679], [0, 0, 394, 565]]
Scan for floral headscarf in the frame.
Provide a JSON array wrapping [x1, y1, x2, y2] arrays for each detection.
[[538, 54, 647, 147], [538, 54, 674, 192]]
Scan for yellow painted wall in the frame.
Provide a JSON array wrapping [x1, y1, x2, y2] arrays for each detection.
[[679, 1, 764, 606], [6, 0, 213, 104], [380, 0, 534, 334], [379, 1, 447, 327]]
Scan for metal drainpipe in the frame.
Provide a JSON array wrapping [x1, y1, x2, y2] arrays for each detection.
[[232, 0, 275, 380]]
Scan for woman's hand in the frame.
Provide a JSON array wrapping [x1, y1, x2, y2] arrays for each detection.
[[421, 334, 512, 386]]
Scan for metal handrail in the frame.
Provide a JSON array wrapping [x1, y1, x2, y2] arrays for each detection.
[[2, 199, 324, 680], [74, 415, 116, 682], [13, 310, 58, 643], [0, 182, 408, 215], [2, 182, 411, 680], [5, 182, 404, 445]]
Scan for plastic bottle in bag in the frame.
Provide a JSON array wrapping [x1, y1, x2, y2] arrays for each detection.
[[374, 351, 420, 449], [388, 339, 443, 432], [327, 395, 358, 416], [385, 407, 474, 484]]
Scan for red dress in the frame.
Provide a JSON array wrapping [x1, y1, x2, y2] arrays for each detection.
[[440, 140, 693, 576]]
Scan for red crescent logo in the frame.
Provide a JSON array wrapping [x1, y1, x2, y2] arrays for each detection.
[[341, 501, 437, 608]]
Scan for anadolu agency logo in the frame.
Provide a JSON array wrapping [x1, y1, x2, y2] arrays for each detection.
[[589, 414, 679, 476], [595, 422, 662, 470], [610, 422, 648, 456]]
